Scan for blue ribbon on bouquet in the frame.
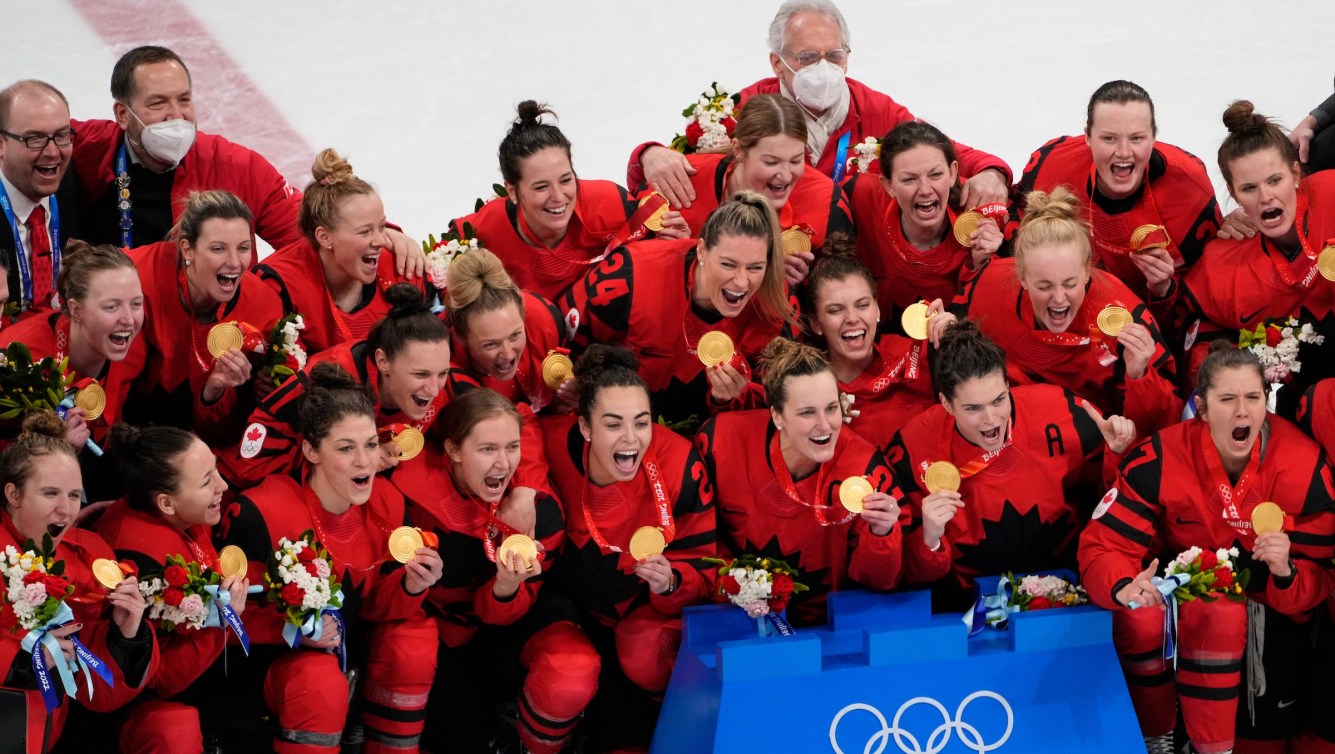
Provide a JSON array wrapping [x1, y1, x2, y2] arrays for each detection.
[[758, 611, 794, 637], [20, 602, 114, 711], [282, 590, 346, 672], [55, 398, 104, 456], [1128, 572, 1192, 665], [203, 584, 250, 655], [963, 576, 1020, 637]]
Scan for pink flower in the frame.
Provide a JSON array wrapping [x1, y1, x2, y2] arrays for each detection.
[[313, 559, 330, 579], [178, 594, 206, 621], [745, 601, 770, 618], [21, 582, 47, 604]]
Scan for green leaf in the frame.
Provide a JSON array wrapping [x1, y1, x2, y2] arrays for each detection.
[[492, 184, 508, 199]]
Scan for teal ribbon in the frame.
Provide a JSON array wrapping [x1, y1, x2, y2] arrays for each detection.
[[1128, 572, 1192, 666], [203, 584, 250, 655], [19, 602, 114, 711], [281, 588, 345, 672], [963, 576, 1020, 636]]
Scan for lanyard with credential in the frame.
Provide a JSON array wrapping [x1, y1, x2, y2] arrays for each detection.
[[0, 181, 61, 307], [115, 143, 134, 248]]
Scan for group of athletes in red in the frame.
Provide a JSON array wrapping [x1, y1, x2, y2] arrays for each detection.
[[2, 1, 1335, 753]]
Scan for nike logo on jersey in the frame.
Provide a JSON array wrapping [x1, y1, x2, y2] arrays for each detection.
[[1240, 307, 1267, 325], [1277, 699, 1298, 709], [1175, 516, 1200, 526]]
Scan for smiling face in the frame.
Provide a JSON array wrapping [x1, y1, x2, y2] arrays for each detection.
[[508, 146, 577, 246], [1085, 101, 1155, 201], [317, 192, 388, 287], [693, 233, 769, 317], [446, 413, 522, 503], [461, 303, 526, 382], [733, 133, 806, 210], [1198, 366, 1267, 474], [0, 87, 73, 202], [1227, 147, 1302, 241], [771, 371, 842, 475], [67, 266, 144, 364], [579, 384, 653, 486], [5, 452, 82, 546], [881, 143, 958, 238], [942, 371, 1011, 451], [375, 339, 452, 421], [304, 414, 379, 509], [811, 272, 878, 367], [1019, 242, 1089, 334], [180, 217, 252, 306], [156, 439, 228, 529]]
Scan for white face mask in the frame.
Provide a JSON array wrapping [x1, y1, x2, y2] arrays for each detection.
[[127, 108, 196, 167], [782, 58, 846, 112]]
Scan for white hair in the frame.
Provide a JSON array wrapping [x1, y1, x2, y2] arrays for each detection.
[[767, 0, 851, 54]]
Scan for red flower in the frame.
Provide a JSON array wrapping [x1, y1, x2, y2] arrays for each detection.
[[719, 575, 740, 596], [22, 571, 42, 585], [685, 121, 704, 147], [297, 547, 317, 563], [769, 595, 790, 613], [1214, 567, 1233, 589], [772, 572, 794, 599], [162, 587, 184, 607], [1028, 596, 1054, 610], [281, 583, 306, 606], [1265, 326, 1283, 347], [1198, 550, 1218, 570], [164, 565, 189, 587], [41, 574, 69, 597], [304, 562, 320, 578], [721, 116, 737, 135]]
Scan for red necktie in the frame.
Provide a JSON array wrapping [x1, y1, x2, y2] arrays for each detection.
[[25, 204, 51, 306]]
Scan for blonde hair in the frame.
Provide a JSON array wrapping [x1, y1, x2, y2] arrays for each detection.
[[445, 248, 525, 338], [1014, 187, 1090, 279], [699, 191, 794, 327], [300, 148, 377, 247], [175, 190, 253, 249], [0, 412, 76, 503], [760, 336, 831, 411], [730, 94, 807, 155]]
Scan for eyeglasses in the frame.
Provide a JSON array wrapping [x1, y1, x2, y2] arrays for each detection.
[[782, 47, 850, 68], [0, 129, 75, 150]]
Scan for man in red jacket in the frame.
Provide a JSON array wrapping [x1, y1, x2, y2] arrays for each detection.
[[629, 0, 1011, 208]]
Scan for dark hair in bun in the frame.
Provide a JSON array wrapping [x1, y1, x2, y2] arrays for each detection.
[[366, 282, 448, 362], [932, 319, 1007, 401], [108, 423, 197, 513], [1218, 100, 1299, 189], [299, 362, 375, 445], [572, 344, 646, 421], [498, 100, 573, 186], [0, 412, 77, 504]]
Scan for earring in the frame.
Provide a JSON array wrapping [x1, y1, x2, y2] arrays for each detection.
[[183, 258, 192, 267]]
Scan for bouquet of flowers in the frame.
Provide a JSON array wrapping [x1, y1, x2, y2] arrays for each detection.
[[669, 82, 740, 153], [1, 536, 113, 709], [844, 136, 882, 175], [704, 554, 807, 637], [1239, 317, 1325, 384], [258, 313, 307, 386], [139, 555, 219, 633], [0, 342, 74, 421], [422, 224, 481, 291], [1161, 546, 1248, 603], [265, 531, 344, 661], [1005, 572, 1088, 611]]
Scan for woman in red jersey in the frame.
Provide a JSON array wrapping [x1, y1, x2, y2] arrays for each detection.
[[843, 121, 1003, 316], [256, 148, 426, 355]]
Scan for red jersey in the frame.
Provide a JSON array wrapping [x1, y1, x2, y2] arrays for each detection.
[[451, 180, 636, 302], [843, 171, 976, 315], [126, 241, 285, 441], [695, 410, 905, 626], [0, 310, 146, 447], [255, 238, 424, 355], [1298, 378, 1335, 459], [887, 385, 1106, 596], [1013, 136, 1221, 300], [641, 153, 853, 255], [541, 417, 716, 626], [95, 501, 227, 699], [834, 332, 937, 450], [956, 257, 1179, 436], [560, 239, 793, 428], [218, 473, 424, 648], [450, 290, 567, 414], [389, 454, 565, 648], [1079, 417, 1335, 616]]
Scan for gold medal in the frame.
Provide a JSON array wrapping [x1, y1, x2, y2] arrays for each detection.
[[923, 461, 962, 493], [541, 351, 573, 390], [206, 322, 244, 358], [1318, 247, 1335, 282], [392, 426, 425, 461], [1096, 306, 1133, 338], [1251, 501, 1285, 535], [900, 302, 932, 341], [1129, 224, 1168, 251], [74, 382, 107, 421], [953, 210, 983, 247], [628, 527, 666, 561], [696, 331, 735, 367], [839, 476, 874, 513], [218, 545, 248, 579], [388, 526, 425, 563], [91, 558, 124, 590], [498, 534, 539, 568], [641, 196, 670, 233], [781, 227, 812, 256]]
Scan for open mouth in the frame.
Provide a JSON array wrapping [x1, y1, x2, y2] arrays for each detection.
[[612, 450, 639, 473], [839, 328, 868, 349], [1109, 162, 1135, 180], [1231, 425, 1252, 447], [410, 394, 431, 410], [35, 164, 60, 179], [1046, 305, 1071, 329], [360, 252, 380, 269], [720, 288, 747, 308], [810, 433, 832, 447], [912, 199, 940, 219], [1260, 207, 1283, 225], [109, 330, 134, 348], [492, 358, 516, 378], [47, 522, 69, 539], [216, 273, 240, 293], [766, 180, 792, 197], [980, 426, 1002, 442], [483, 474, 507, 493], [351, 474, 372, 490], [543, 204, 569, 218]]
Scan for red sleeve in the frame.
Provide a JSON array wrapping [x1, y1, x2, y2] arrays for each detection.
[[1078, 440, 1164, 609], [239, 144, 303, 251], [1259, 454, 1335, 615], [884, 431, 954, 585], [626, 141, 665, 194], [512, 404, 552, 494]]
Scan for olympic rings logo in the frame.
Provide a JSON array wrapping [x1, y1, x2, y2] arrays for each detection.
[[829, 690, 1014, 754]]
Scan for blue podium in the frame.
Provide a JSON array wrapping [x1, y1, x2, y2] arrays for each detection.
[[651, 589, 1143, 753]]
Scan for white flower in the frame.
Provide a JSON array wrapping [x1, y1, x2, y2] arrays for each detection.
[[1174, 546, 1202, 568]]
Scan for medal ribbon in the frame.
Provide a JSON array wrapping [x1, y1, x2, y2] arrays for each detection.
[[0, 182, 61, 309], [849, 337, 923, 398], [20, 600, 115, 711], [1199, 421, 1263, 536], [604, 192, 670, 254], [446, 469, 524, 564], [681, 260, 744, 365], [202, 582, 251, 655], [176, 265, 233, 375], [300, 481, 395, 574], [578, 444, 675, 555], [882, 200, 963, 269], [1084, 162, 1172, 260], [927, 417, 1014, 485], [767, 430, 856, 527], [515, 193, 606, 267], [1262, 191, 1328, 289], [115, 144, 134, 248]]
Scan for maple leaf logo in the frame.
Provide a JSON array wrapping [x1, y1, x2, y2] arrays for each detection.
[[953, 501, 1076, 579], [246, 426, 263, 443]]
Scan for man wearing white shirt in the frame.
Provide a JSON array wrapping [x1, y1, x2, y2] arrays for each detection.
[[0, 80, 79, 314]]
